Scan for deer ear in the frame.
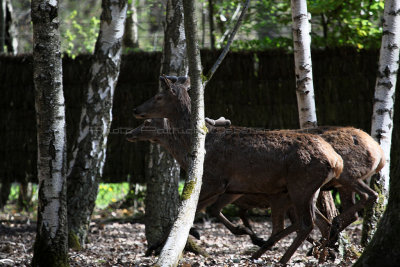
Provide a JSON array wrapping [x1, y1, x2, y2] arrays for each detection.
[[159, 75, 174, 93]]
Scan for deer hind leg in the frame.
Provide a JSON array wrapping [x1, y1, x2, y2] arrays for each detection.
[[251, 191, 315, 262], [329, 179, 378, 243], [278, 187, 319, 265], [209, 194, 253, 235]]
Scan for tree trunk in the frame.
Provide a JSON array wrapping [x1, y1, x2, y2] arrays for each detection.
[[67, 0, 127, 249], [361, 0, 400, 247], [0, 177, 11, 209], [31, 0, 68, 266], [145, 0, 187, 250], [291, 0, 338, 227], [208, 0, 215, 50], [5, 0, 18, 54], [0, 0, 5, 52], [155, 0, 206, 265], [123, 0, 139, 49], [291, 0, 317, 129], [317, 191, 338, 221]]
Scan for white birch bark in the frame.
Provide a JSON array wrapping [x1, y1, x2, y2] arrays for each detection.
[[291, 0, 339, 223], [156, 0, 206, 265], [67, 0, 127, 248], [291, 0, 317, 128], [31, 0, 68, 265], [145, 0, 187, 250], [362, 0, 400, 245]]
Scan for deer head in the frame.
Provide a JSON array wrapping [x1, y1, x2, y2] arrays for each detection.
[[133, 75, 191, 120], [126, 118, 169, 143]]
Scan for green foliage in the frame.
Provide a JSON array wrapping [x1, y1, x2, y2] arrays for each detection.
[[210, 0, 384, 50], [61, 10, 100, 57], [95, 183, 130, 209]]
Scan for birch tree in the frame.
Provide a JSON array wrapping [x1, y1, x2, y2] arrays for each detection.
[[291, 0, 338, 222], [361, 0, 400, 246], [67, 0, 127, 248], [291, 0, 317, 129], [155, 0, 205, 265], [31, 0, 68, 265], [155, 0, 250, 265], [145, 0, 187, 251]]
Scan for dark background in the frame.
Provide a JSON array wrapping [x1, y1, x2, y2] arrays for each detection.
[[1, 48, 398, 183]]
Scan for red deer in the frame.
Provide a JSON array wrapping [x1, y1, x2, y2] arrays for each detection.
[[128, 118, 384, 250], [129, 76, 343, 264], [227, 126, 384, 247]]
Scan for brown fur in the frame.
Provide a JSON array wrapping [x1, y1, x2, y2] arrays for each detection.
[[129, 76, 344, 264]]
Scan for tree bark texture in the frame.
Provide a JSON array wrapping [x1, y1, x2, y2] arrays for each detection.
[[145, 0, 187, 250], [361, 0, 400, 246], [156, 0, 206, 265], [31, 0, 68, 266], [123, 0, 138, 49], [67, 0, 127, 248], [291, 0, 317, 128]]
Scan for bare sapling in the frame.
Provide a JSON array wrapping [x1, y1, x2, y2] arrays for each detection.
[[129, 76, 343, 264]]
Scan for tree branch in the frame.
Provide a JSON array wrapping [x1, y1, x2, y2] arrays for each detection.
[[204, 0, 250, 86]]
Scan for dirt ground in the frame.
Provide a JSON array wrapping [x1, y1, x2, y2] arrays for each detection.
[[0, 211, 362, 267]]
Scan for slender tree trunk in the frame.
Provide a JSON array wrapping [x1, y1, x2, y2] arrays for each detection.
[[291, 0, 317, 128], [123, 0, 139, 49], [145, 0, 187, 250], [291, 0, 338, 224], [208, 0, 215, 50], [67, 0, 127, 249], [361, 0, 400, 247], [0, 0, 5, 52], [201, 1, 206, 47], [5, 0, 18, 54], [155, 0, 206, 265], [31, 0, 68, 265]]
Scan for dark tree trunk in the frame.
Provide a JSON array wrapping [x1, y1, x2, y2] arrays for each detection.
[[0, 177, 11, 209], [355, 134, 400, 265], [67, 0, 127, 249], [31, 0, 68, 266], [123, 0, 139, 49], [0, 0, 5, 52], [208, 0, 215, 50], [145, 0, 187, 250]]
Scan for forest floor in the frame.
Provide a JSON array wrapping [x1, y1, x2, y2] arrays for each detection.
[[0, 206, 363, 267]]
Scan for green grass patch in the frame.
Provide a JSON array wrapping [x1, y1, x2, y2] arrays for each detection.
[[95, 183, 130, 209]]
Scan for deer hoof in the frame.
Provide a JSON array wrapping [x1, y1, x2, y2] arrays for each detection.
[[251, 236, 267, 247]]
